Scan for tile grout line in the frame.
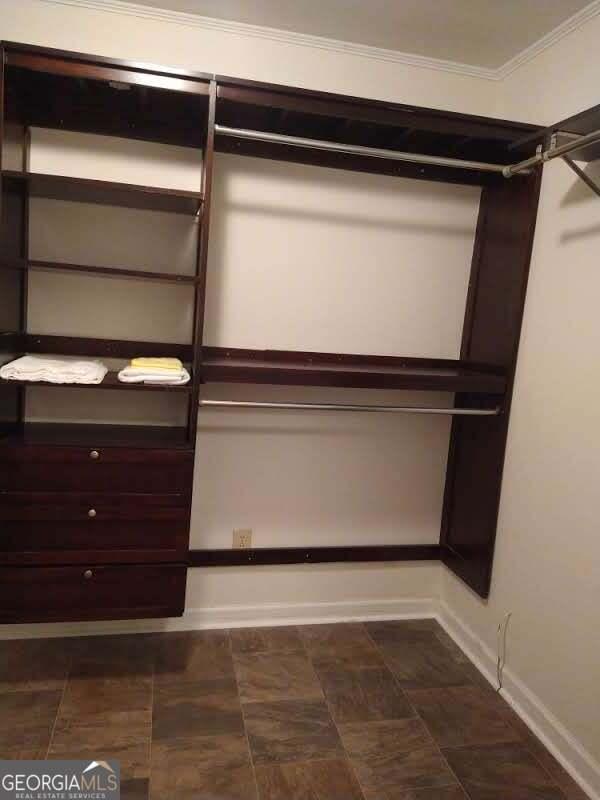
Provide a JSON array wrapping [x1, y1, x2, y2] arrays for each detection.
[[230, 629, 262, 800], [303, 624, 370, 800], [45, 646, 72, 759]]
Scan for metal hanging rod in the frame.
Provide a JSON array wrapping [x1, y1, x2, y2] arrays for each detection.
[[200, 399, 500, 416], [215, 124, 512, 175], [504, 126, 600, 177]]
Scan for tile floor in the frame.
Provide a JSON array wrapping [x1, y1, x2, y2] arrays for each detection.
[[0, 619, 588, 799]]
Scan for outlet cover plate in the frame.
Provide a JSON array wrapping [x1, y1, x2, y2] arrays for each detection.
[[233, 529, 252, 549]]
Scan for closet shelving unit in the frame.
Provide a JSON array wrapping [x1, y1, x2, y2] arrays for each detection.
[[0, 41, 557, 623], [0, 43, 212, 621]]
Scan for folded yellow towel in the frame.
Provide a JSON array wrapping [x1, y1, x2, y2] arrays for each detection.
[[130, 357, 182, 371]]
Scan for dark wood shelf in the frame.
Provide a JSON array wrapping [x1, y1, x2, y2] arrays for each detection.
[[20, 333, 194, 361], [0, 371, 192, 392], [0, 258, 199, 285], [1, 170, 203, 214], [5, 45, 210, 149], [200, 347, 506, 393], [0, 422, 191, 448]]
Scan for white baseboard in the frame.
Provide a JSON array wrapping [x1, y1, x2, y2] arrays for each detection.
[[0, 596, 436, 640], [437, 601, 600, 800]]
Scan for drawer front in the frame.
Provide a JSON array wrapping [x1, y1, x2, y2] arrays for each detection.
[[0, 446, 194, 493], [0, 564, 187, 623], [0, 492, 190, 564]]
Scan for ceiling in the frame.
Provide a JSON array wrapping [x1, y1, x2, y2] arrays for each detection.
[[130, 0, 592, 69]]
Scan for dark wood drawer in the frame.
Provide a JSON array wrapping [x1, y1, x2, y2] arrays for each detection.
[[0, 492, 190, 564], [0, 564, 187, 623], [0, 445, 194, 493]]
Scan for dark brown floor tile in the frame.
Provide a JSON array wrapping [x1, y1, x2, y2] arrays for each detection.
[[365, 620, 440, 644], [317, 665, 413, 723], [340, 718, 457, 796], [150, 733, 256, 800], [0, 690, 62, 758], [49, 709, 151, 779], [377, 788, 466, 800], [443, 742, 565, 800], [300, 623, 383, 669], [153, 629, 234, 684], [0, 638, 72, 693], [433, 627, 470, 664], [230, 626, 303, 654], [375, 637, 472, 689], [153, 678, 244, 741], [120, 778, 149, 800], [235, 650, 323, 703], [69, 634, 156, 678], [60, 673, 152, 716], [243, 697, 344, 765], [255, 758, 364, 800], [406, 685, 520, 748]]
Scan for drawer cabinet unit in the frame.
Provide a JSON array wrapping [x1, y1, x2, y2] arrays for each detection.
[[0, 442, 194, 622], [0, 445, 194, 493], [0, 491, 190, 564], [0, 564, 187, 623]]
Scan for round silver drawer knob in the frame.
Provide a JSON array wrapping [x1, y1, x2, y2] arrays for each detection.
[[90, 450, 99, 460], [88, 509, 97, 518], [83, 569, 93, 580]]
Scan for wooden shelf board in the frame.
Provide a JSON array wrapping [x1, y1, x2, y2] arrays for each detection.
[[0, 258, 199, 285], [0, 422, 191, 448], [1, 170, 203, 214], [20, 333, 194, 361], [200, 347, 506, 393], [0, 371, 191, 392]]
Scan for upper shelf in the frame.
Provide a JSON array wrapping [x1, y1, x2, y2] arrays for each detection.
[[4, 45, 210, 149], [1, 170, 203, 214], [200, 347, 506, 394], [215, 78, 539, 185]]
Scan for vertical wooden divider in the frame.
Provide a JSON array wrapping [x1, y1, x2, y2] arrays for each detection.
[[441, 169, 543, 597], [188, 79, 217, 442]]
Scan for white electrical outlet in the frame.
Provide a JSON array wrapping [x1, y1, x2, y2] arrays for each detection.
[[233, 529, 252, 549]]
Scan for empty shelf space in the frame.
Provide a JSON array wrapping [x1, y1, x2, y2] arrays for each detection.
[[200, 347, 507, 393], [0, 258, 199, 285], [0, 371, 192, 392], [1, 170, 203, 214], [0, 422, 191, 448]]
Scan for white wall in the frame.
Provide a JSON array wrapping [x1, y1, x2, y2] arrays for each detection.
[[441, 12, 600, 795]]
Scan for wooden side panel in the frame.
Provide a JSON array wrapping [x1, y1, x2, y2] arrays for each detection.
[[441, 170, 542, 597], [0, 47, 25, 433]]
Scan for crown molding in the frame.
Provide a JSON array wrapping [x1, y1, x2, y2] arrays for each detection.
[[496, 0, 600, 79], [35, 0, 498, 79], [31, 0, 600, 82]]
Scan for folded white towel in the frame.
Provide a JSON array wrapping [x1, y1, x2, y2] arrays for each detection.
[[117, 365, 190, 385], [0, 355, 107, 385]]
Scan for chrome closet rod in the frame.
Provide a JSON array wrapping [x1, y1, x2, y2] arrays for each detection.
[[504, 126, 600, 177], [215, 124, 512, 175], [199, 399, 500, 416]]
